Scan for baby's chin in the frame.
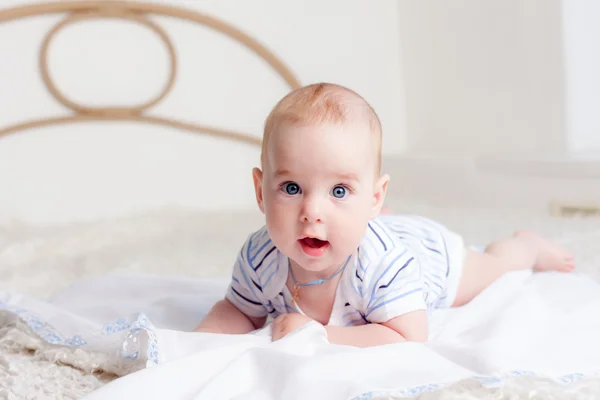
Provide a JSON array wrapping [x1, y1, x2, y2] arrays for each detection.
[[289, 251, 349, 272]]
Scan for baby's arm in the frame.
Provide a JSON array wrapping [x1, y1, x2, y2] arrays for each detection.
[[194, 230, 271, 334], [195, 299, 266, 334], [272, 309, 428, 346], [325, 310, 428, 347]]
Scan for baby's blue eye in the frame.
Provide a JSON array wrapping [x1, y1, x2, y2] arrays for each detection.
[[284, 182, 300, 195], [332, 186, 347, 198]]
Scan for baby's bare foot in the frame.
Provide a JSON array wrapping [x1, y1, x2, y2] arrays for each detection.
[[516, 230, 575, 272]]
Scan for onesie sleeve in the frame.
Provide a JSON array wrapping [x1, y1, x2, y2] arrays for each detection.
[[225, 230, 271, 318], [361, 244, 427, 323]]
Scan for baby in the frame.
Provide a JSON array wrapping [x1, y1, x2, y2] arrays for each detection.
[[194, 82, 574, 347]]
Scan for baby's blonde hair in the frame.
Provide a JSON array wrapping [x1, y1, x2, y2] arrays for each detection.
[[261, 82, 382, 174]]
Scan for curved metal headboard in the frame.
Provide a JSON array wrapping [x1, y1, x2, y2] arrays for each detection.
[[0, 1, 302, 145]]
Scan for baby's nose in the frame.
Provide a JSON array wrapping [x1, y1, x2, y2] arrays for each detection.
[[301, 215, 322, 223], [300, 197, 323, 223]]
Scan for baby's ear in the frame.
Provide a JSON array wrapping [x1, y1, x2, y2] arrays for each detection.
[[371, 174, 389, 218], [252, 167, 265, 213]]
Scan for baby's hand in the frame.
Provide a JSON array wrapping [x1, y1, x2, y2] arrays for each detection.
[[271, 313, 314, 341]]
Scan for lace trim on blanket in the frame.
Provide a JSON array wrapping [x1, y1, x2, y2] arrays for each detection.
[[121, 313, 160, 366], [0, 300, 161, 370], [353, 370, 600, 399]]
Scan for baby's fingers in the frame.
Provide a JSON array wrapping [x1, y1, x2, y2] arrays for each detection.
[[271, 315, 288, 341]]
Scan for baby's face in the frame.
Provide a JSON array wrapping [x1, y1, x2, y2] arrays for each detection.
[[254, 122, 386, 274]]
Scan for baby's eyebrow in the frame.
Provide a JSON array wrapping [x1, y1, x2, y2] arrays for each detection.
[[274, 169, 290, 178], [273, 169, 359, 182], [335, 172, 360, 182]]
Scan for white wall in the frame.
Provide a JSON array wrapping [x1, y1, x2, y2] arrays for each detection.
[[0, 0, 405, 225], [397, 0, 567, 157], [388, 0, 600, 213], [562, 0, 600, 153]]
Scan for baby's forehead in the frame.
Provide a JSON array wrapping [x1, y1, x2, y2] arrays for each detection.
[[266, 122, 377, 173], [270, 119, 374, 148]]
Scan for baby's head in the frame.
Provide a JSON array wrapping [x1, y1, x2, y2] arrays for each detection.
[[252, 83, 389, 273]]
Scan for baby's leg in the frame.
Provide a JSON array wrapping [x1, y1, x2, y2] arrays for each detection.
[[452, 230, 574, 307]]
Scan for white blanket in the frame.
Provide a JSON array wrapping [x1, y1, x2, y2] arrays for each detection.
[[2, 271, 599, 399]]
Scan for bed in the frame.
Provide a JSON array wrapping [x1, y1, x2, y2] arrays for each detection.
[[1, 1, 600, 399]]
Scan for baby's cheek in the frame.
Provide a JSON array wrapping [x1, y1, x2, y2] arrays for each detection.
[[265, 207, 295, 244], [267, 202, 293, 225], [268, 194, 297, 213], [334, 218, 366, 250]]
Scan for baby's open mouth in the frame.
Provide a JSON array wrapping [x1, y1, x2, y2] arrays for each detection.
[[301, 237, 329, 248], [299, 237, 330, 257]]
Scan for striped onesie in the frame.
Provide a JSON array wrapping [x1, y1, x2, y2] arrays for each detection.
[[225, 215, 465, 326]]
